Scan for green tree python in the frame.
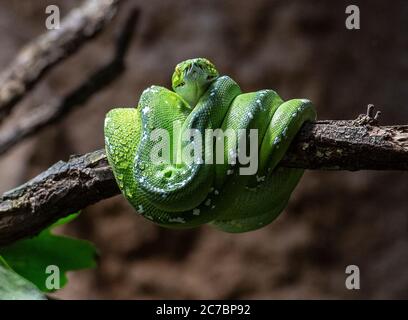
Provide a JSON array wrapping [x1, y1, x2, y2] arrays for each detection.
[[104, 58, 316, 232]]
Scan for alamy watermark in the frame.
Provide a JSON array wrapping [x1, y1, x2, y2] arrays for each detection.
[[45, 5, 60, 30], [45, 264, 60, 290], [345, 5, 360, 30], [345, 264, 360, 290], [147, 120, 259, 175]]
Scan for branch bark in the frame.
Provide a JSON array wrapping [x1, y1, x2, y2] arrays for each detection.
[[0, 0, 120, 122], [1, 121, 407, 246], [283, 120, 408, 170], [0, 150, 118, 246]]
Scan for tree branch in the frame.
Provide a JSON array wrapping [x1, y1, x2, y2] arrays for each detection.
[[0, 149, 118, 246], [0, 8, 139, 155], [0, 0, 120, 122], [1, 121, 407, 246], [283, 120, 408, 170]]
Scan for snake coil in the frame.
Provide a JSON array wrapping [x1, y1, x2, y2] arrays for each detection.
[[104, 58, 316, 232]]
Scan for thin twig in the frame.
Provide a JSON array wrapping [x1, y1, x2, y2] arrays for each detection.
[[0, 8, 139, 155], [0, 0, 120, 122], [0, 121, 407, 246]]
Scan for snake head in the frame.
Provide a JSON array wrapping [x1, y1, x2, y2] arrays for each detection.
[[172, 58, 219, 107]]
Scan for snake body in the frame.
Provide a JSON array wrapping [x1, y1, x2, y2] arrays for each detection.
[[104, 58, 316, 232]]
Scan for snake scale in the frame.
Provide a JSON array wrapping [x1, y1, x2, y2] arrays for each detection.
[[104, 58, 316, 232]]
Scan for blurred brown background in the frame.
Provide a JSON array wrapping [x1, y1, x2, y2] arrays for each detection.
[[0, 0, 407, 299]]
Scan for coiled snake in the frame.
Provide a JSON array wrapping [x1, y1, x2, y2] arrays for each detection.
[[104, 58, 316, 232]]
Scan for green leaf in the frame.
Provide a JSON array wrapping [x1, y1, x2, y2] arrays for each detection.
[[50, 211, 80, 227], [0, 213, 97, 292], [0, 264, 46, 300]]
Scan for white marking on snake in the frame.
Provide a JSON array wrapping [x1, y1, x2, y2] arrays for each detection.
[[169, 217, 186, 223], [256, 175, 265, 182]]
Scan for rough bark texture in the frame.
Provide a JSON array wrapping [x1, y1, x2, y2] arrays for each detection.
[[1, 121, 407, 246], [283, 121, 408, 170], [0, 149, 119, 246], [0, 0, 119, 122]]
